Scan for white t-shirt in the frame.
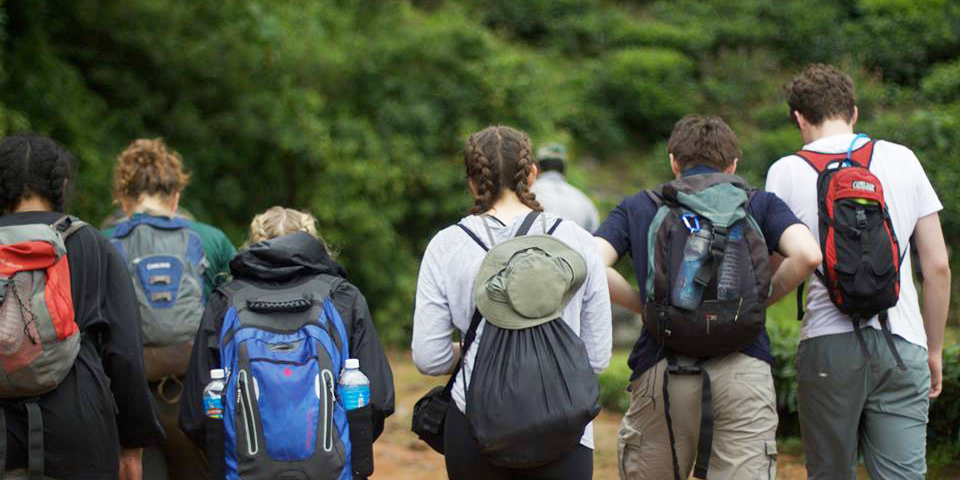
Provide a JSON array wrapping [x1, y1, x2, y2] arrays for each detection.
[[766, 133, 943, 348]]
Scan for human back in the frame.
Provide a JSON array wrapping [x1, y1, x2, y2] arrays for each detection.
[[103, 137, 235, 480], [412, 125, 611, 480], [179, 206, 395, 480], [0, 133, 163, 480]]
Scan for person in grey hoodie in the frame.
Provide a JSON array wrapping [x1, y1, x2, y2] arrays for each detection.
[[412, 125, 612, 480]]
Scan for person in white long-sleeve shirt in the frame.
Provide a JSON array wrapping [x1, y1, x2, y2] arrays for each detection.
[[412, 126, 612, 480], [530, 143, 601, 233]]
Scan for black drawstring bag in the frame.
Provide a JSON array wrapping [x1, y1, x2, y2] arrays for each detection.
[[466, 319, 600, 469]]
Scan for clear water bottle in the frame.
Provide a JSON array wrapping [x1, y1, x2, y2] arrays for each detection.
[[672, 226, 712, 310], [717, 223, 744, 301], [203, 368, 226, 419], [339, 358, 370, 410]]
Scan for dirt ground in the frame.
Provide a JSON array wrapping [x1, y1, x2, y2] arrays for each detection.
[[371, 351, 813, 480]]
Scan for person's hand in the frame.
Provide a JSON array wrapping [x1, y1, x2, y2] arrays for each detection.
[[928, 350, 943, 399], [119, 447, 143, 480]]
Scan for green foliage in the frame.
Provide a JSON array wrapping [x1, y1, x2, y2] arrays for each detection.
[[598, 352, 632, 413], [0, 0, 957, 363]]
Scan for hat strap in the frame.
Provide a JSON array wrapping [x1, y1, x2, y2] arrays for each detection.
[[481, 215, 498, 247]]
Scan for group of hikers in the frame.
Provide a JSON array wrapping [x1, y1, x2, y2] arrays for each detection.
[[0, 63, 949, 480]]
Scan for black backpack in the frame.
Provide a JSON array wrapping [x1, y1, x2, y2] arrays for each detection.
[[464, 213, 601, 469], [644, 173, 772, 480]]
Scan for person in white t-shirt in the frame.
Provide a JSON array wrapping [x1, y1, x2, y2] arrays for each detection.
[[766, 64, 951, 479]]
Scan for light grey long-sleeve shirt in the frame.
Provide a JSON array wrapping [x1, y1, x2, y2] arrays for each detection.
[[530, 171, 601, 233], [412, 212, 612, 449]]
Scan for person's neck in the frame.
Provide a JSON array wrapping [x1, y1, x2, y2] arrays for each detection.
[[802, 118, 854, 144], [483, 191, 532, 224], [12, 196, 54, 213], [130, 195, 176, 217]]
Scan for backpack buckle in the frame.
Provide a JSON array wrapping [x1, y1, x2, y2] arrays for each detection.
[[856, 209, 868, 228], [0, 279, 7, 302], [667, 364, 701, 375]]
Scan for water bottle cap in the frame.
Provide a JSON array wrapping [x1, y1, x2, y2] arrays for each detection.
[[345, 358, 360, 369], [210, 368, 225, 379]]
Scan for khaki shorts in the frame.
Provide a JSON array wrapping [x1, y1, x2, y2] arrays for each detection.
[[618, 353, 778, 480]]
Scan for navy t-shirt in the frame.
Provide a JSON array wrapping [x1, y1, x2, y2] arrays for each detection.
[[596, 165, 803, 379]]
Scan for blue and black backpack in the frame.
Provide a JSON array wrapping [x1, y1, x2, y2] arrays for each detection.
[[217, 274, 369, 480]]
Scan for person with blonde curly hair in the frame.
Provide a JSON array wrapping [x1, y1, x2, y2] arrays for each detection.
[[102, 138, 235, 480], [180, 206, 395, 479]]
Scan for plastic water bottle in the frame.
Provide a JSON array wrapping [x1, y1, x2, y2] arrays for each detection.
[[672, 227, 712, 310], [717, 224, 744, 301], [339, 358, 370, 410], [203, 368, 226, 419]]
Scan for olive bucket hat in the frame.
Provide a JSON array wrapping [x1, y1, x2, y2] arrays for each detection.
[[474, 214, 587, 329]]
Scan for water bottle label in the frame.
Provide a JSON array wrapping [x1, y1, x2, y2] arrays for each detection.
[[341, 385, 370, 410], [204, 396, 223, 419]]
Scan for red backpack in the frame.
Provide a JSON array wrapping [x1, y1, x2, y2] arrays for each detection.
[[794, 134, 905, 369]]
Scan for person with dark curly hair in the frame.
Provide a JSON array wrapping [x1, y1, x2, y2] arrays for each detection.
[[0, 133, 164, 480], [101, 138, 235, 480]]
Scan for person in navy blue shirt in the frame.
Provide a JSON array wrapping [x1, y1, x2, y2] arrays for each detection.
[[594, 115, 821, 480]]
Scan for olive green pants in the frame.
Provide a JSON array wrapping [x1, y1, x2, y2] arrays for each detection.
[[618, 353, 778, 480], [797, 329, 930, 480]]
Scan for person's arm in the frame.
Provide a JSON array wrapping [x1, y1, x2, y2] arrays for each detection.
[[578, 230, 612, 373], [209, 229, 237, 290], [179, 292, 230, 449], [333, 283, 396, 441], [411, 235, 458, 376], [595, 237, 644, 314], [98, 235, 165, 449], [913, 212, 951, 398], [768, 223, 822, 305]]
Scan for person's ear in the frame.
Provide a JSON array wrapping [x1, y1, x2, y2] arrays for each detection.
[[467, 178, 477, 196], [725, 158, 739, 175], [792, 111, 805, 129], [670, 153, 682, 178], [528, 163, 539, 187], [119, 197, 135, 216], [850, 106, 859, 127]]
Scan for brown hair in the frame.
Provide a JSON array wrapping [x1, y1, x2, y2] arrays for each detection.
[[667, 115, 742, 171], [246, 206, 333, 255], [113, 138, 190, 201], [785, 63, 856, 127], [463, 126, 542, 215]]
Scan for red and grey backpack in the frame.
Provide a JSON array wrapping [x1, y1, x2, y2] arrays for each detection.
[[794, 134, 905, 369], [0, 215, 86, 478]]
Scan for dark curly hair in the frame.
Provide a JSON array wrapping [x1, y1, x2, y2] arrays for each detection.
[[0, 133, 74, 213], [464, 125, 542, 215], [785, 63, 856, 127]]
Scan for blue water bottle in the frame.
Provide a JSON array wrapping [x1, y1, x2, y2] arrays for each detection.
[[672, 213, 712, 310], [339, 358, 370, 410], [203, 368, 225, 419]]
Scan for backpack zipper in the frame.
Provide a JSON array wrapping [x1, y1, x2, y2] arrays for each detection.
[[237, 369, 259, 456], [321, 369, 335, 452]]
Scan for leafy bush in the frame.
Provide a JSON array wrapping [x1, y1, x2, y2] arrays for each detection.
[[599, 352, 632, 413]]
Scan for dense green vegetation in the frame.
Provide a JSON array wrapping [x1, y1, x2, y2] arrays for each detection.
[[2, 0, 958, 459]]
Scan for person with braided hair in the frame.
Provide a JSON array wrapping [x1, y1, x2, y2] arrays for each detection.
[[101, 138, 235, 480], [0, 133, 164, 480], [179, 206, 395, 479], [412, 125, 611, 480]]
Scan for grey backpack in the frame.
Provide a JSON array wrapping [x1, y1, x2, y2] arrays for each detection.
[[0, 215, 87, 480], [111, 214, 207, 381]]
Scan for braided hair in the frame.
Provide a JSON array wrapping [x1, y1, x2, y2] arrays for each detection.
[[0, 133, 73, 213], [463, 126, 542, 215]]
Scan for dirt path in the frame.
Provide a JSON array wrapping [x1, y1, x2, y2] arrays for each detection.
[[371, 351, 813, 479]]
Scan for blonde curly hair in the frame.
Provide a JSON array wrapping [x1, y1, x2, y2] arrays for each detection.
[[246, 206, 332, 253]]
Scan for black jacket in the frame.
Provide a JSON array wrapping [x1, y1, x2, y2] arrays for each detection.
[[0, 212, 165, 480], [179, 232, 395, 449]]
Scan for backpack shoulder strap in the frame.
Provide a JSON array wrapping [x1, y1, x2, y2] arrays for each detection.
[[442, 308, 483, 397], [456, 224, 488, 252], [516, 211, 539, 237], [795, 140, 876, 173], [51, 215, 87, 239]]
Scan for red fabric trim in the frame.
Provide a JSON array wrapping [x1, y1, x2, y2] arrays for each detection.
[[796, 140, 875, 173], [0, 242, 58, 276], [44, 255, 77, 340]]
